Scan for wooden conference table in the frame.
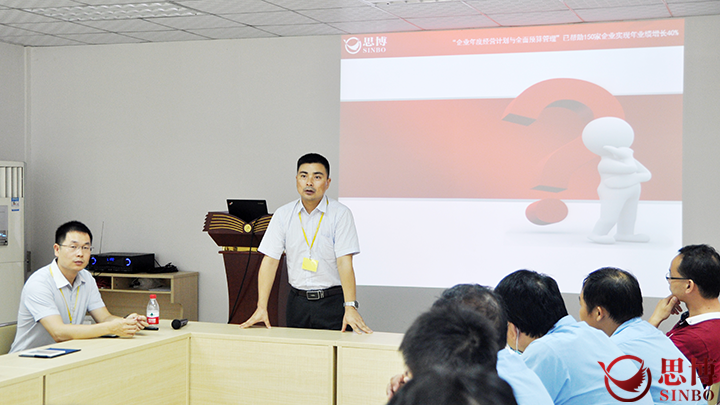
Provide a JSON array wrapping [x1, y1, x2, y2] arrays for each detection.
[[0, 320, 404, 405]]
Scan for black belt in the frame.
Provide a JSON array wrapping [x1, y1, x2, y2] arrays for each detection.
[[291, 286, 343, 300]]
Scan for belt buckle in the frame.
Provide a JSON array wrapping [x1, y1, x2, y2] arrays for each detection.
[[306, 290, 324, 300]]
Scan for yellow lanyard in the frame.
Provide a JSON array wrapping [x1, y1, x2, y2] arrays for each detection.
[[49, 266, 80, 323], [299, 200, 326, 255]]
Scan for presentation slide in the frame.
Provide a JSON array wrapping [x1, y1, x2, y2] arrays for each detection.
[[339, 19, 684, 298]]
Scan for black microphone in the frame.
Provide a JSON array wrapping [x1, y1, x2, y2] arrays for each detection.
[[171, 319, 189, 330]]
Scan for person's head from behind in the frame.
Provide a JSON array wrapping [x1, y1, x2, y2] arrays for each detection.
[[580, 267, 643, 336], [673, 244, 720, 300], [387, 366, 518, 405], [54, 221, 93, 274], [400, 304, 499, 378], [296, 153, 331, 207], [494, 270, 568, 351], [433, 284, 508, 350]]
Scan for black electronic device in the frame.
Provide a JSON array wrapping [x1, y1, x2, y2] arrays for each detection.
[[171, 319, 189, 330], [89, 252, 155, 274], [227, 199, 268, 223]]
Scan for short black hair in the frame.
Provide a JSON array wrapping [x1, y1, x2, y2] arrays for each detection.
[[297, 153, 330, 177], [494, 270, 568, 338], [387, 366, 518, 405], [677, 244, 720, 299], [432, 284, 508, 349], [582, 267, 643, 324], [400, 304, 499, 377], [55, 221, 93, 245]]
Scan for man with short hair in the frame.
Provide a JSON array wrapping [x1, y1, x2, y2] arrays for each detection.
[[580, 267, 696, 403], [495, 270, 653, 405], [240, 153, 371, 333], [10, 221, 147, 353], [387, 284, 553, 405], [387, 366, 518, 405], [650, 244, 720, 386]]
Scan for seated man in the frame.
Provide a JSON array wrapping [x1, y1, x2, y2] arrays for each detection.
[[10, 221, 147, 353], [495, 270, 653, 405], [387, 366, 518, 405], [650, 244, 720, 387], [580, 267, 697, 403], [386, 285, 553, 405], [398, 303, 500, 378]]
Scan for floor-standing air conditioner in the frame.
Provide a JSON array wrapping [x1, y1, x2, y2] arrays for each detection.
[[0, 161, 24, 325]]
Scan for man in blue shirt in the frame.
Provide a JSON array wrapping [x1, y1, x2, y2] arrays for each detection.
[[495, 270, 654, 405], [580, 267, 699, 404]]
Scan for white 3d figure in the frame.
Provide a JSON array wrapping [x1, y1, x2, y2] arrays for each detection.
[[582, 117, 651, 244]]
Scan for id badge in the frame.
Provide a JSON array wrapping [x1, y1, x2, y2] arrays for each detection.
[[302, 257, 319, 273]]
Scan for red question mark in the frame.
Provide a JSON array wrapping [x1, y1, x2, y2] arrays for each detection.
[[502, 78, 625, 225]]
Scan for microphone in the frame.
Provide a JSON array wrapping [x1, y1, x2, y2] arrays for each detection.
[[171, 319, 189, 330]]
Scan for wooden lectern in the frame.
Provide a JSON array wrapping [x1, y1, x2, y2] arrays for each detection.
[[203, 212, 289, 325]]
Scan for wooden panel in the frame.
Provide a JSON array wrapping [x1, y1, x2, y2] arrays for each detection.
[[171, 273, 198, 321], [45, 339, 189, 405], [190, 335, 334, 405], [337, 346, 405, 405], [0, 371, 42, 405]]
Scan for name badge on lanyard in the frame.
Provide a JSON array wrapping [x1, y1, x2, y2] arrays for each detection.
[[299, 199, 326, 273]]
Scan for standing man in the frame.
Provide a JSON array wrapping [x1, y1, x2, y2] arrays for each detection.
[[10, 221, 147, 353], [650, 244, 720, 386], [240, 153, 371, 333]]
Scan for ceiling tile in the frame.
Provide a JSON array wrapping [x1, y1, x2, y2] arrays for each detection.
[[222, 11, 317, 26], [298, 6, 395, 23], [124, 29, 209, 42], [668, 1, 720, 16], [329, 18, 421, 34], [0, 0, 81, 7], [79, 18, 172, 32], [260, 22, 346, 36], [143, 14, 242, 30], [376, 1, 480, 18], [487, 10, 584, 26], [187, 25, 277, 39], [4, 33, 82, 46], [61, 31, 146, 44], [8, 21, 103, 34], [408, 15, 499, 30], [174, 0, 284, 14], [0, 8, 63, 23], [465, 0, 568, 14], [0, 24, 40, 36], [575, 4, 672, 21], [266, 0, 367, 10]]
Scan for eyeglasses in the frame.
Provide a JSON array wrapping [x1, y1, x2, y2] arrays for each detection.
[[59, 244, 94, 253], [665, 271, 690, 281]]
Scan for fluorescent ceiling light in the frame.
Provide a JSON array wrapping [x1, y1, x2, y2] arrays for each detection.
[[25, 2, 203, 21]]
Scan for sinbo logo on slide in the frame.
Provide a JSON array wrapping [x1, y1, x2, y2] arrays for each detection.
[[599, 355, 652, 402], [344, 36, 387, 54], [599, 355, 716, 402]]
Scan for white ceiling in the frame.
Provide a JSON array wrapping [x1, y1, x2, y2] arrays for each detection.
[[0, 0, 717, 47]]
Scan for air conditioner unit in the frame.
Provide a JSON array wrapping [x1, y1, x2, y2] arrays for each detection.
[[0, 161, 24, 325]]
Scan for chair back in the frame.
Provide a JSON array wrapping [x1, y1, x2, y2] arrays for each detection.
[[0, 322, 17, 355]]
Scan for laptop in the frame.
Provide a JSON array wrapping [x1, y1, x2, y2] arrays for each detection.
[[226, 199, 268, 222]]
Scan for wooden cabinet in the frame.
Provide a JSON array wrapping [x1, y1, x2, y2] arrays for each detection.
[[93, 271, 198, 321]]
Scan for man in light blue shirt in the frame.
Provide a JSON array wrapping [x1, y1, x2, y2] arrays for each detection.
[[496, 270, 654, 405], [580, 267, 701, 404]]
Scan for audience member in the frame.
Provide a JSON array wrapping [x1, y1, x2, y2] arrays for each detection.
[[581, 267, 697, 403], [10, 221, 147, 353], [495, 270, 653, 405], [650, 244, 720, 386], [387, 366, 518, 405]]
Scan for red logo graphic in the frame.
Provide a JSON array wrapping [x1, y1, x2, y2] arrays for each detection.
[[598, 355, 652, 402]]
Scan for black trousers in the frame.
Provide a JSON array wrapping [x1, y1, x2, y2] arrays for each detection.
[[286, 288, 346, 330]]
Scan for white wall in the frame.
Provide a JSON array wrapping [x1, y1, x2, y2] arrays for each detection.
[[21, 15, 720, 332], [0, 41, 26, 164]]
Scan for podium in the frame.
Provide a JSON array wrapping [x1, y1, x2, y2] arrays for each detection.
[[203, 212, 289, 325]]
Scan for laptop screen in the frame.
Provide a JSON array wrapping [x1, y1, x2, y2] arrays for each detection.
[[226, 200, 268, 222]]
